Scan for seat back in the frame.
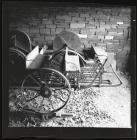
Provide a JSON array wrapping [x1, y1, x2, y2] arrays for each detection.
[[10, 30, 32, 53], [65, 47, 81, 71], [53, 31, 83, 54]]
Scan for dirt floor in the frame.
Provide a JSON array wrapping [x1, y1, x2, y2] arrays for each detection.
[[9, 71, 131, 128]]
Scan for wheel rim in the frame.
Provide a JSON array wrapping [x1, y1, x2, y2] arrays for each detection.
[[20, 68, 71, 113]]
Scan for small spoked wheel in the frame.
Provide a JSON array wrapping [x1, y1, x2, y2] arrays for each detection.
[[49, 48, 85, 72], [21, 68, 71, 114]]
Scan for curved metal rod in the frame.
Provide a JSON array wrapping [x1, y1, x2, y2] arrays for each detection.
[[10, 30, 32, 52], [79, 58, 108, 89], [101, 64, 123, 87], [20, 30, 32, 51], [9, 47, 26, 59]]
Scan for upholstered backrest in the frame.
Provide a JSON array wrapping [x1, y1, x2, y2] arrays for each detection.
[[65, 47, 81, 71]]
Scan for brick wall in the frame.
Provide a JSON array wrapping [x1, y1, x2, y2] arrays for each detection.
[[9, 6, 131, 72]]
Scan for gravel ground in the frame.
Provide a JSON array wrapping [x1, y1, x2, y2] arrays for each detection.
[[9, 72, 131, 128]]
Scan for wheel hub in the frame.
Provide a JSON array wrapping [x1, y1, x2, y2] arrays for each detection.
[[40, 83, 52, 98]]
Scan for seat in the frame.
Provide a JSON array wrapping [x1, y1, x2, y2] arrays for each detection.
[[50, 30, 122, 88]]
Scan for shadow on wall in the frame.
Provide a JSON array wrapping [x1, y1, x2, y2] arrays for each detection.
[[46, 41, 53, 50], [115, 40, 131, 74]]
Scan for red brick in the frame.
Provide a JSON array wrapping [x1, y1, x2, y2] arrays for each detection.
[[87, 31, 96, 35], [86, 18, 95, 21], [45, 29, 51, 34], [113, 36, 125, 40], [56, 15, 71, 21], [80, 13, 90, 18], [49, 16, 56, 20], [106, 49, 115, 52], [100, 25, 111, 29], [98, 35, 105, 40], [81, 39, 88, 46], [46, 24, 56, 28], [68, 13, 79, 16], [111, 24, 118, 28], [103, 40, 113, 44], [99, 21, 106, 25], [39, 25, 45, 29], [39, 28, 50, 34], [50, 28, 56, 35], [106, 44, 115, 52], [70, 29, 80, 34], [64, 27, 70, 31], [86, 24, 96, 29], [45, 36, 54, 41], [54, 20, 65, 24], [35, 37, 44, 42], [86, 22, 95, 26], [39, 28, 46, 34], [87, 35, 98, 40], [30, 28, 39, 33], [117, 32, 124, 36], [29, 22, 39, 27], [64, 16, 72, 21], [113, 40, 120, 43], [29, 33, 39, 38], [105, 35, 114, 40], [56, 15, 63, 19], [72, 17, 85, 21], [107, 31, 118, 35], [96, 11, 104, 15], [96, 27, 106, 32], [64, 20, 71, 24], [56, 28, 64, 34], [107, 28, 117, 32], [96, 31, 107, 35], [70, 23, 85, 28], [77, 7, 91, 11], [117, 28, 124, 33], [40, 35, 45, 40], [97, 43, 107, 47], [56, 24, 69, 28], [80, 29, 88, 34], [106, 42, 113, 45], [118, 23, 130, 28], [42, 19, 53, 24], [93, 22, 100, 26]]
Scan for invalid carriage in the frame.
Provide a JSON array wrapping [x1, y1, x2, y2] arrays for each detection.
[[9, 30, 122, 120]]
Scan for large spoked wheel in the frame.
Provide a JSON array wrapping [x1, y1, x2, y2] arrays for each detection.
[[20, 68, 71, 114], [9, 48, 27, 86]]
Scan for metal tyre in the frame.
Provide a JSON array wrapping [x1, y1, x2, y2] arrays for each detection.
[[20, 68, 71, 113]]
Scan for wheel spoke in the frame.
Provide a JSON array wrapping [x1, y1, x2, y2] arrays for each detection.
[[48, 98, 54, 110], [21, 68, 71, 113], [28, 75, 41, 86], [52, 94, 66, 103], [21, 86, 40, 91], [52, 60, 61, 66], [41, 97, 44, 104], [26, 94, 40, 102]]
